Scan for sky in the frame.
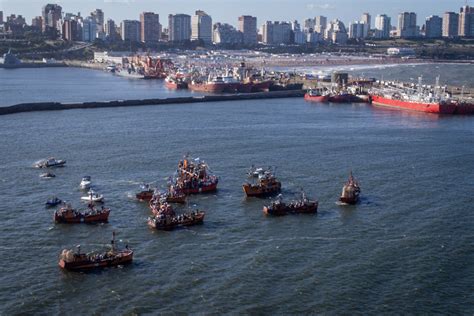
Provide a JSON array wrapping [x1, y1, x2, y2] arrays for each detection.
[[0, 0, 470, 27]]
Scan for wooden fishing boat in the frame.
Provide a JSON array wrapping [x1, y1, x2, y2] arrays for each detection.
[[243, 172, 281, 197], [263, 193, 318, 216], [148, 211, 205, 231], [58, 232, 133, 271], [339, 171, 361, 205], [54, 205, 110, 224]]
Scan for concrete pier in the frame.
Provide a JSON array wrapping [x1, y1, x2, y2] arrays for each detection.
[[0, 90, 305, 116]]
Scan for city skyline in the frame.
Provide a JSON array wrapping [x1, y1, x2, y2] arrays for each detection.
[[0, 0, 469, 27]]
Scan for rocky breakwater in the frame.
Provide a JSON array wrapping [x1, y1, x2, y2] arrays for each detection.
[[0, 90, 305, 116]]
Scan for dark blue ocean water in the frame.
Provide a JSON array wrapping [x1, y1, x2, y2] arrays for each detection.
[[0, 64, 473, 314]]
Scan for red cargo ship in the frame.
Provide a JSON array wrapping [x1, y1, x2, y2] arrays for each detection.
[[370, 94, 456, 114]]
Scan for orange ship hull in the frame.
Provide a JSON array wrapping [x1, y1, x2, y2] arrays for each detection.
[[242, 182, 281, 197]]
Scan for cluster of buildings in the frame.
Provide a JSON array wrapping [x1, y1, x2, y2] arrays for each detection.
[[0, 4, 473, 46]]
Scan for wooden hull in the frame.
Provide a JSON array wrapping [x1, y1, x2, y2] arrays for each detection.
[[339, 196, 359, 205], [148, 213, 205, 231], [263, 203, 318, 216], [54, 209, 110, 224], [59, 251, 133, 271], [136, 191, 154, 201], [242, 182, 281, 197]]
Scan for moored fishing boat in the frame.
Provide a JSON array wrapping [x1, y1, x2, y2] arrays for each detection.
[[339, 171, 361, 205], [304, 88, 330, 102], [58, 232, 133, 271], [263, 192, 318, 216], [369, 77, 457, 114], [165, 76, 188, 89]]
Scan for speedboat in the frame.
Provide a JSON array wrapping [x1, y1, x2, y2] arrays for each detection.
[[35, 157, 66, 168], [40, 172, 56, 179], [81, 190, 104, 203], [46, 197, 62, 207], [80, 176, 91, 189]]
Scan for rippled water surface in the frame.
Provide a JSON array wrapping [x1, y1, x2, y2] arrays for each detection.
[[0, 64, 473, 314]]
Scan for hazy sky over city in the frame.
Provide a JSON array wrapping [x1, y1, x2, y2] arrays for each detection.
[[0, 0, 469, 27]]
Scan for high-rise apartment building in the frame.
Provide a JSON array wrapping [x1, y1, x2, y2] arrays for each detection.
[[458, 5, 473, 37], [42, 4, 62, 32], [62, 19, 78, 41], [140, 12, 160, 43], [238, 15, 257, 45], [397, 12, 418, 37], [375, 14, 391, 39], [31, 16, 43, 30], [191, 10, 212, 44], [314, 16, 327, 33], [361, 13, 371, 37], [168, 14, 191, 42], [105, 19, 119, 40], [121, 20, 140, 42], [82, 16, 97, 42], [91, 9, 104, 31], [303, 18, 315, 32], [262, 21, 291, 45], [0, 11, 3, 24], [349, 21, 365, 39], [424, 15, 442, 38], [443, 12, 459, 38]]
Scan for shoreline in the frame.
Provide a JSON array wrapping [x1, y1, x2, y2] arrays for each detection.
[[1, 58, 472, 71], [0, 90, 305, 116]]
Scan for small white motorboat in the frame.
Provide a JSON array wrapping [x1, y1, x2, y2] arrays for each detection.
[[40, 172, 56, 179], [80, 176, 92, 189], [35, 157, 66, 168], [81, 190, 104, 203]]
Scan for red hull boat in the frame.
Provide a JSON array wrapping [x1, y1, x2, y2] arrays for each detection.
[[148, 211, 205, 231], [54, 206, 110, 224], [59, 232, 133, 271], [370, 95, 457, 114]]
